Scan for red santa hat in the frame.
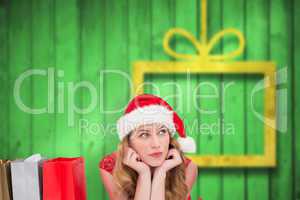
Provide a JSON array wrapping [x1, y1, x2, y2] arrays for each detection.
[[116, 94, 196, 153]]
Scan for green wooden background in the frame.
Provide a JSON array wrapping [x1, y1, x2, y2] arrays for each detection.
[[0, 0, 299, 199]]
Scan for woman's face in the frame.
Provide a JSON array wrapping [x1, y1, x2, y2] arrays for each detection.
[[129, 123, 170, 167]]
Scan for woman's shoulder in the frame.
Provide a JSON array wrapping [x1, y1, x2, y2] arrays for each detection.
[[99, 151, 118, 174], [183, 156, 192, 167]]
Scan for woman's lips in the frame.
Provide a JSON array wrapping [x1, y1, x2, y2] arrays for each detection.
[[149, 152, 163, 158]]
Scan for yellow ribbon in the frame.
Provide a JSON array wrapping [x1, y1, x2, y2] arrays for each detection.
[[163, 0, 245, 62]]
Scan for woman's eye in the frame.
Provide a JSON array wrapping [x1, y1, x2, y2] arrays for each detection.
[[139, 133, 149, 138], [159, 129, 167, 135]]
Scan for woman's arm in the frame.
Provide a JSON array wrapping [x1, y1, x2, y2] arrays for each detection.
[[150, 168, 166, 200], [134, 171, 152, 200], [185, 161, 198, 193], [149, 161, 198, 200], [99, 169, 152, 200], [150, 149, 183, 200], [100, 147, 152, 200], [123, 147, 152, 200], [100, 169, 128, 200], [100, 169, 127, 200]]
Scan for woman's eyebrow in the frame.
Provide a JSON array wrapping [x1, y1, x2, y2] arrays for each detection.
[[159, 125, 166, 129], [137, 129, 150, 132]]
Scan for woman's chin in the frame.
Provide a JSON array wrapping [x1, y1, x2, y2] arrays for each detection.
[[145, 158, 164, 167]]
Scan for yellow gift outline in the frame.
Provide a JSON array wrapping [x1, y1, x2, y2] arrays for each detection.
[[131, 0, 276, 167], [132, 61, 276, 167]]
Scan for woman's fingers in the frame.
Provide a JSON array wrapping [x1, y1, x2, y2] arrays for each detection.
[[167, 148, 178, 159], [166, 149, 173, 158], [163, 148, 183, 171], [128, 149, 135, 160], [122, 148, 150, 174], [124, 147, 133, 159], [123, 147, 132, 164], [123, 147, 139, 165], [136, 155, 142, 162]]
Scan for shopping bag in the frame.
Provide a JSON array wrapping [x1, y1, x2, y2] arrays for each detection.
[[0, 160, 12, 200], [43, 157, 87, 200], [10, 154, 44, 200]]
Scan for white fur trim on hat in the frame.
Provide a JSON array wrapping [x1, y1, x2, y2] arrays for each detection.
[[177, 136, 196, 153], [117, 105, 176, 140]]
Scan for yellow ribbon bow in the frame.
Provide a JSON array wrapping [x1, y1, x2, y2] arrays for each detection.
[[163, 0, 245, 62]]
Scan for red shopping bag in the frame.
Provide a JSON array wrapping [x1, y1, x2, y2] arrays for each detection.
[[43, 157, 87, 200]]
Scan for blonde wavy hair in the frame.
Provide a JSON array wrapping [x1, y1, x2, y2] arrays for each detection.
[[112, 133, 189, 200]]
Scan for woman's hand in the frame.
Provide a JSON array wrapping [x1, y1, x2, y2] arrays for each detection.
[[122, 147, 150, 175], [155, 148, 183, 174]]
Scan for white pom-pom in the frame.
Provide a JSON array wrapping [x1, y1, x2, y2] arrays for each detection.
[[177, 136, 196, 153]]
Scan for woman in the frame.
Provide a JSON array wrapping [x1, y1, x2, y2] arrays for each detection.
[[99, 94, 199, 200]]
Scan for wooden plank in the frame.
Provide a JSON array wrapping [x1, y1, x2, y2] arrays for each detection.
[[31, 0, 55, 157], [294, 0, 300, 198], [198, 0, 222, 199], [151, 0, 175, 105], [197, 71, 222, 197], [80, 0, 106, 199], [104, 0, 129, 198], [129, 0, 151, 93], [245, 0, 269, 199], [222, 0, 245, 199], [174, 0, 200, 199], [129, 0, 151, 62], [270, 0, 293, 199], [0, 2, 8, 158], [8, 0, 32, 159], [54, 0, 81, 156]]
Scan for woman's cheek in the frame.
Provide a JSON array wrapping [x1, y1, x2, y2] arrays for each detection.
[[161, 136, 170, 150], [135, 141, 149, 160]]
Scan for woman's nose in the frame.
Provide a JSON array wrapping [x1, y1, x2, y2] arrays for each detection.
[[151, 135, 160, 148]]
